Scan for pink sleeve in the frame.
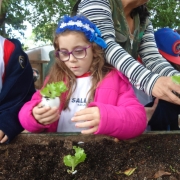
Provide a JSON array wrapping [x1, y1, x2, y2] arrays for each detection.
[[88, 73, 147, 140], [18, 90, 51, 132]]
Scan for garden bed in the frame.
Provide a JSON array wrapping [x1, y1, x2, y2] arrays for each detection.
[[0, 132, 180, 180]]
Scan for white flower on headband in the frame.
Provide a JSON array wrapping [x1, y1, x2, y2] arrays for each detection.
[[76, 20, 83, 27], [84, 24, 94, 33], [59, 22, 67, 28], [68, 20, 76, 26], [59, 20, 95, 33]]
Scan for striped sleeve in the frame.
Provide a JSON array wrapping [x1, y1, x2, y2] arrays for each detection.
[[77, 0, 180, 96]]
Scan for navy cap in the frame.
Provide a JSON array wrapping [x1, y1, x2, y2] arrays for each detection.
[[155, 28, 180, 65]]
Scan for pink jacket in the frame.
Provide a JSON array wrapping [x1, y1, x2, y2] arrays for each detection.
[[19, 69, 147, 139]]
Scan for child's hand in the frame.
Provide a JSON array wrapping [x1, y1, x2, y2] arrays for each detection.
[[32, 103, 60, 125], [145, 98, 159, 122], [71, 107, 100, 134], [0, 130, 8, 143]]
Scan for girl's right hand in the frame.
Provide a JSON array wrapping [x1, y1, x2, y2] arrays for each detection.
[[32, 103, 60, 125]]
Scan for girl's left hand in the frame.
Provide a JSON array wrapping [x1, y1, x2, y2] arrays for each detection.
[[71, 107, 100, 134]]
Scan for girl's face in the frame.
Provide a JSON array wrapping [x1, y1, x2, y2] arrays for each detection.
[[57, 32, 93, 76]]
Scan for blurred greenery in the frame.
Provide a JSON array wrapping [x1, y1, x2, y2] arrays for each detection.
[[147, 0, 180, 30]]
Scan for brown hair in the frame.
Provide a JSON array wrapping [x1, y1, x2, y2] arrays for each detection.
[[47, 31, 113, 109], [131, 4, 150, 25], [170, 63, 180, 72]]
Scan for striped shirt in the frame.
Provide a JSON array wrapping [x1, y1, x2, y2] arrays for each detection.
[[77, 0, 180, 95]]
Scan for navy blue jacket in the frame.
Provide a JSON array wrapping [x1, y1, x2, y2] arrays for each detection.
[[146, 99, 180, 131], [0, 38, 36, 143]]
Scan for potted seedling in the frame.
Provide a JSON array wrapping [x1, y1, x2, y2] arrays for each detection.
[[63, 146, 87, 174], [40, 81, 68, 108]]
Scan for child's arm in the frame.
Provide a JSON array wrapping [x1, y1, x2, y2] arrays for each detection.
[[19, 91, 59, 133], [72, 71, 147, 139], [89, 82, 147, 139], [32, 104, 59, 125]]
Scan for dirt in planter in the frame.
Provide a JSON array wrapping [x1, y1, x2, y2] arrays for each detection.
[[0, 133, 180, 180]]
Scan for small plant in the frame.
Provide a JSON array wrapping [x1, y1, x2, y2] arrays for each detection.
[[40, 81, 68, 99], [40, 81, 68, 108], [63, 146, 87, 174]]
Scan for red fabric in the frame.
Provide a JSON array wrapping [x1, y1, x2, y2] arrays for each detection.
[[137, 55, 143, 64], [2, 39, 15, 81], [76, 72, 91, 78], [4, 39, 15, 67]]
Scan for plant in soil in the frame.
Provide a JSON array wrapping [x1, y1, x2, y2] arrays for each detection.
[[40, 81, 68, 108], [63, 146, 86, 174]]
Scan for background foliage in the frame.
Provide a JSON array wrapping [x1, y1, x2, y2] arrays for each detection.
[[0, 0, 180, 48], [147, 0, 180, 29], [0, 0, 30, 38]]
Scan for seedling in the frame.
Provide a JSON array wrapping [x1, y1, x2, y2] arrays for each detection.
[[40, 81, 68, 108], [63, 146, 86, 174], [40, 81, 68, 99]]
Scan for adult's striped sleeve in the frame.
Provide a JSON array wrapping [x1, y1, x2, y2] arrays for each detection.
[[77, 0, 180, 95]]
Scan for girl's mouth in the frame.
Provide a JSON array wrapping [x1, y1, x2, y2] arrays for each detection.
[[71, 67, 79, 70]]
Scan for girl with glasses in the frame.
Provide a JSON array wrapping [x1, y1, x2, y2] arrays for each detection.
[[19, 15, 146, 140]]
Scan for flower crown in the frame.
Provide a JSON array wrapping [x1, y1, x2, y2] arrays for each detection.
[[56, 15, 107, 49]]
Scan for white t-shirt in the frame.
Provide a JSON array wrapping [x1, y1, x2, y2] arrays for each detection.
[[57, 75, 92, 132], [0, 36, 5, 93]]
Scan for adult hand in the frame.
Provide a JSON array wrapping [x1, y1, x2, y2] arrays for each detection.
[[145, 98, 159, 122], [0, 130, 8, 143], [32, 103, 60, 125], [152, 76, 180, 104], [71, 107, 100, 134]]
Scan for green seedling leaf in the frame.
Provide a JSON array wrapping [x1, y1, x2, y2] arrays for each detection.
[[63, 146, 86, 174], [170, 165, 176, 172], [171, 76, 180, 85], [40, 81, 68, 99]]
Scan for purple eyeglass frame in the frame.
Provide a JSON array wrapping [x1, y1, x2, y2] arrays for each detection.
[[56, 44, 92, 61]]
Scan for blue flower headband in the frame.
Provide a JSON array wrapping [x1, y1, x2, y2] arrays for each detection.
[[56, 15, 107, 49]]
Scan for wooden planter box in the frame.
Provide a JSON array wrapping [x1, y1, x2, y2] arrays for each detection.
[[0, 132, 180, 180]]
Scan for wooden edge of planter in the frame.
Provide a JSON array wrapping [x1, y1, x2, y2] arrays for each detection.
[[3, 131, 180, 147]]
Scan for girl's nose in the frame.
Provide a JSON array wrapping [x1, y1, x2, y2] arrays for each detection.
[[69, 53, 77, 62]]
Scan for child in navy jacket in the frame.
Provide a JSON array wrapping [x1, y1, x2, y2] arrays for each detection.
[[147, 28, 180, 130], [0, 36, 36, 143]]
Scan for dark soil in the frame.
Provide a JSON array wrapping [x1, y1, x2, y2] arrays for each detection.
[[0, 132, 180, 180]]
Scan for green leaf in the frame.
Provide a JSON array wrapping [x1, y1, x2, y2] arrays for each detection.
[[171, 76, 180, 84], [73, 146, 86, 168], [63, 146, 86, 173], [64, 155, 75, 167], [40, 81, 68, 98]]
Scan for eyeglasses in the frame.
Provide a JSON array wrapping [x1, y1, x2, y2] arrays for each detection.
[[56, 45, 92, 61]]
